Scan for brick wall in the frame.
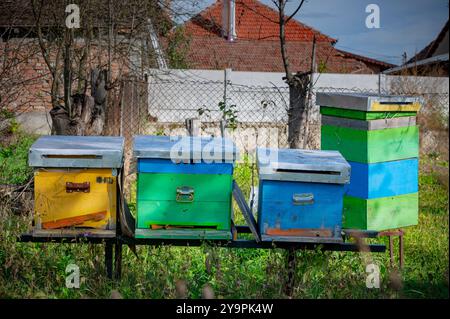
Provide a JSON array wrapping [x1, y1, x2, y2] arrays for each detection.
[[0, 39, 51, 113], [1, 38, 132, 114]]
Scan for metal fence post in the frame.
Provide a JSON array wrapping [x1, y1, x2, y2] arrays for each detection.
[[186, 118, 201, 136], [378, 73, 387, 94], [224, 68, 231, 107], [222, 69, 232, 137]]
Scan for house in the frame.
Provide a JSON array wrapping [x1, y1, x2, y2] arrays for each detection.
[[178, 0, 394, 74], [384, 20, 449, 76]]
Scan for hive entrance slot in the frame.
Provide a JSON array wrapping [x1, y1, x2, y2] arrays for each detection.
[[150, 225, 218, 230], [275, 168, 341, 175], [378, 101, 412, 105], [266, 228, 333, 237], [43, 155, 102, 159]]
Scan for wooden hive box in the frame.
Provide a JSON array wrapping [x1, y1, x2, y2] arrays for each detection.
[[133, 135, 238, 239], [317, 92, 421, 231], [28, 136, 124, 237], [318, 92, 421, 163], [256, 148, 350, 243]]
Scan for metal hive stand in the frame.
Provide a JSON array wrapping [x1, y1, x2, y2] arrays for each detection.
[[18, 180, 387, 291], [18, 227, 386, 281]]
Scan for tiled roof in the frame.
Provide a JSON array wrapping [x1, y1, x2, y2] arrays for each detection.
[[335, 49, 396, 68], [184, 0, 336, 42], [182, 36, 373, 73], [177, 0, 391, 73]]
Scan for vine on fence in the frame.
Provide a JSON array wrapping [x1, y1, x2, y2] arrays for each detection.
[[197, 101, 239, 131]]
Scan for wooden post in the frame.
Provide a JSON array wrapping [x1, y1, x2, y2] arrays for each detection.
[[114, 169, 123, 281], [379, 229, 405, 269]]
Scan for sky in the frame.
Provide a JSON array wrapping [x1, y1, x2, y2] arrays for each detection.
[[174, 0, 449, 66]]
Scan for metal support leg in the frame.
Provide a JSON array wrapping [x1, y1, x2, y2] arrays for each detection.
[[114, 242, 123, 280], [389, 236, 394, 268], [105, 242, 113, 279], [399, 232, 404, 269], [379, 229, 405, 269], [285, 248, 296, 296]]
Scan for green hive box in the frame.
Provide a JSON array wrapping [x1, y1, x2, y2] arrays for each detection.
[[317, 92, 422, 231], [321, 124, 419, 163], [343, 193, 419, 231], [133, 135, 238, 240], [137, 173, 232, 230], [320, 106, 417, 120]]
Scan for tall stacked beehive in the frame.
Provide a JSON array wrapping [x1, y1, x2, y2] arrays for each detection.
[[317, 93, 422, 231]]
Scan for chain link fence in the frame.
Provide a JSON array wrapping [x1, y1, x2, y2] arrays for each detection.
[[142, 71, 290, 155], [105, 69, 448, 199], [112, 70, 449, 161], [130, 70, 447, 156]]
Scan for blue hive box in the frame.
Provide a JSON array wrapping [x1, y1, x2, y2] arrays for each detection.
[[345, 158, 419, 199], [256, 148, 351, 243]]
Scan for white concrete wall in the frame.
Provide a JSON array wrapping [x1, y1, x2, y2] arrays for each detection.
[[147, 68, 449, 125], [148, 68, 450, 93], [16, 111, 51, 135]]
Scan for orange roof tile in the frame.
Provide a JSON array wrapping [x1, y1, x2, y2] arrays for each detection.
[[184, 0, 336, 42]]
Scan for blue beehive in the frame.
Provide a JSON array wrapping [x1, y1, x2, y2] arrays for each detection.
[[256, 148, 351, 243]]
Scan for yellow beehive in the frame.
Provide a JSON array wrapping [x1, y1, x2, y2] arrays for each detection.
[[28, 136, 124, 234], [34, 168, 117, 229]]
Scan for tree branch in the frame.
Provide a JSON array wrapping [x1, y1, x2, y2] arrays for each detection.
[[278, 0, 292, 82], [31, 0, 55, 77], [285, 0, 306, 24]]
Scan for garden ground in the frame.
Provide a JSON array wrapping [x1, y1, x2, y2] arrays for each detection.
[[0, 132, 448, 299]]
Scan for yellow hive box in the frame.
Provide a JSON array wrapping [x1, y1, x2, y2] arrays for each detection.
[[34, 168, 117, 230]]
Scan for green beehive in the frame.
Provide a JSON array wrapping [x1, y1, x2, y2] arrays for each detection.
[[133, 135, 238, 239], [317, 92, 422, 231]]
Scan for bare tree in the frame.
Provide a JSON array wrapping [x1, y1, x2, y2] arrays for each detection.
[[1, 0, 208, 136], [272, 0, 313, 149], [27, 0, 175, 135], [0, 4, 43, 134], [0, 38, 42, 133]]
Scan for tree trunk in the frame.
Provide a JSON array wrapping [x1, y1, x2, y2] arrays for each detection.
[[50, 68, 107, 136], [287, 73, 310, 149], [49, 106, 71, 135]]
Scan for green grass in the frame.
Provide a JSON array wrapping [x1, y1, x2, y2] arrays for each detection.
[[0, 133, 37, 184], [0, 141, 448, 299]]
